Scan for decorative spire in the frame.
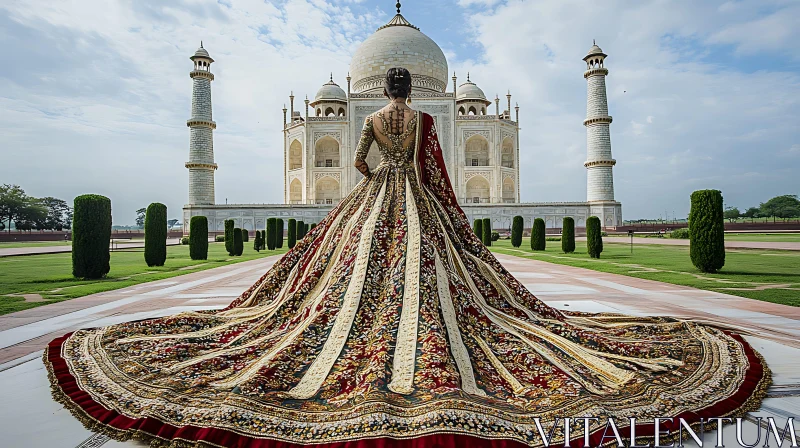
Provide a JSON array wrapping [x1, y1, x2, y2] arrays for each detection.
[[396, 1, 401, 14], [467, 72, 470, 82], [330, 73, 334, 82], [200, 40, 203, 48], [593, 38, 596, 45]]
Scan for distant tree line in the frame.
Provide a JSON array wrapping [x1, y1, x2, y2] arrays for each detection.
[[0, 184, 72, 232], [723, 194, 800, 223]]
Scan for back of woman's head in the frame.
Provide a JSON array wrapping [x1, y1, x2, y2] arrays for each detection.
[[384, 67, 412, 99]]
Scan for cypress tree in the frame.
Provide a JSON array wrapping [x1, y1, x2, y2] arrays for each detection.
[[233, 228, 243, 256], [473, 219, 483, 240], [266, 218, 276, 250], [72, 194, 111, 279], [144, 202, 167, 267], [253, 229, 261, 252], [261, 230, 267, 250], [288, 218, 297, 248], [276, 219, 284, 248], [242, 229, 249, 243], [531, 218, 546, 251], [482, 218, 492, 246], [562, 217, 575, 254], [305, 223, 310, 235], [511, 216, 523, 248], [586, 216, 603, 258], [689, 190, 726, 273], [297, 220, 306, 239], [310, 223, 316, 230], [224, 219, 234, 255], [189, 216, 208, 260]]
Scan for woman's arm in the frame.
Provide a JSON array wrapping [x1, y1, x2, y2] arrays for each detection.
[[354, 115, 375, 177]]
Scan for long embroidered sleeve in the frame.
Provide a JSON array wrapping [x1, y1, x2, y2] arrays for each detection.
[[354, 115, 375, 163]]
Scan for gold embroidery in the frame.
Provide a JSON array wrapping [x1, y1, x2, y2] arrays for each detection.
[[387, 176, 422, 395]]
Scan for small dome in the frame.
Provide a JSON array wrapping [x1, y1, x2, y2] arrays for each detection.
[[312, 76, 347, 105], [190, 43, 214, 62], [456, 75, 490, 105], [583, 41, 606, 61]]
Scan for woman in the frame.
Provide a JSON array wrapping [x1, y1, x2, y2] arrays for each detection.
[[47, 68, 768, 447]]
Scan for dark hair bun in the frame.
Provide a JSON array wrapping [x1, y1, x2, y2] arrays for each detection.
[[384, 67, 412, 99]]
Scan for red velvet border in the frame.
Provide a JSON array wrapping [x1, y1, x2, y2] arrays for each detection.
[[47, 332, 766, 448]]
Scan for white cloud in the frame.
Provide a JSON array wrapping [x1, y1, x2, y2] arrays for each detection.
[[450, 0, 800, 217]]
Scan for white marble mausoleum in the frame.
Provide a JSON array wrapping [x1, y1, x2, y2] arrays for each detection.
[[182, 9, 622, 234]]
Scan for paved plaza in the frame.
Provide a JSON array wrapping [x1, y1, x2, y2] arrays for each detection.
[[0, 253, 797, 447]]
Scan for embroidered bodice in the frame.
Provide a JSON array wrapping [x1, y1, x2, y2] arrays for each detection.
[[355, 111, 418, 168]]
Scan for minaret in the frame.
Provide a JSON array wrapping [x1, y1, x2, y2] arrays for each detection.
[[186, 43, 218, 205], [583, 41, 616, 203]]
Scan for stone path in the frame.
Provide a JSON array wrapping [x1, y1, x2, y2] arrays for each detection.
[[1, 253, 797, 447], [577, 236, 800, 251]]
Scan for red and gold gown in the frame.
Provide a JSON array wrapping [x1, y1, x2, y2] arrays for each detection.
[[46, 111, 768, 448]]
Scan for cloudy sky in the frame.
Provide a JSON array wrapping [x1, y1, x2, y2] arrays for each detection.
[[1, 0, 798, 224]]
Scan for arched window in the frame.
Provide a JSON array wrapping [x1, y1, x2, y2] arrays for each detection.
[[338, 108, 345, 117], [316, 108, 322, 117], [325, 107, 335, 117], [289, 179, 302, 204], [502, 178, 515, 203], [468, 106, 477, 115], [289, 139, 303, 170], [458, 106, 465, 116], [314, 136, 340, 167], [315, 176, 340, 205], [465, 134, 490, 166], [501, 137, 514, 168], [466, 176, 490, 204]]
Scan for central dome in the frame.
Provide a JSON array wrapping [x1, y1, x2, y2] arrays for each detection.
[[349, 14, 448, 94]]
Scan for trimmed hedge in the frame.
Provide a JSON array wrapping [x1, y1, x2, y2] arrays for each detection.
[[586, 216, 603, 258], [689, 190, 726, 273], [511, 216, 523, 248], [180, 236, 189, 245], [491, 232, 499, 241], [72, 194, 112, 279], [670, 228, 690, 239], [261, 230, 267, 250], [215, 235, 225, 242], [276, 219, 284, 248], [562, 217, 575, 253], [531, 218, 545, 251], [144, 202, 167, 267], [189, 216, 208, 260], [233, 228, 243, 256], [482, 218, 491, 246], [266, 218, 277, 250], [224, 219, 234, 255], [288, 219, 297, 248], [473, 219, 483, 241], [242, 229, 249, 243], [253, 229, 262, 252], [297, 220, 306, 240], [305, 223, 310, 236]]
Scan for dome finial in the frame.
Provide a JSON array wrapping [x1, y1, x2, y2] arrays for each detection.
[[200, 40, 203, 48], [396, 1, 401, 14], [593, 38, 596, 45], [330, 72, 333, 82], [467, 72, 470, 82]]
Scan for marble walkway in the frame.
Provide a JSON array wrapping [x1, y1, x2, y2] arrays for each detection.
[[0, 253, 797, 447]]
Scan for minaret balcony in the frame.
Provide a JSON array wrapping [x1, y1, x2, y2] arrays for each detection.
[[583, 116, 613, 126], [583, 67, 609, 79], [584, 159, 616, 168], [187, 119, 217, 129], [189, 70, 215, 81], [185, 162, 218, 170]]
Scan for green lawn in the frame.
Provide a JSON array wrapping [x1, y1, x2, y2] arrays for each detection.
[[722, 233, 800, 242], [0, 241, 73, 248], [0, 242, 288, 315], [489, 239, 800, 307]]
